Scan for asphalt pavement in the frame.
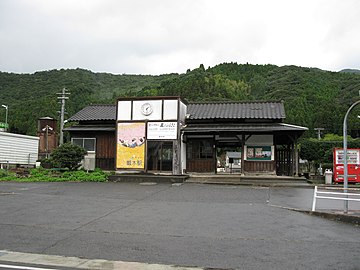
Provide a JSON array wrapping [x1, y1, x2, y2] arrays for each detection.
[[0, 182, 359, 270]]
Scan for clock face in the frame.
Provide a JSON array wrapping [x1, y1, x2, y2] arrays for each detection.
[[141, 103, 153, 116]]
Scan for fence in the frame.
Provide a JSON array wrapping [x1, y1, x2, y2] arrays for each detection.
[[312, 186, 360, 212]]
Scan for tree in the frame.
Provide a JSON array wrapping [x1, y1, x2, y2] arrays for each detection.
[[51, 143, 87, 170]]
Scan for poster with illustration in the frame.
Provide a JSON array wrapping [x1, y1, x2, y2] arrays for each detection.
[[247, 146, 272, 160], [117, 122, 146, 169], [255, 148, 263, 158], [247, 148, 254, 158]]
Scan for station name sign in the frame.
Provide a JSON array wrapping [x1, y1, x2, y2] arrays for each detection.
[[147, 122, 178, 140]]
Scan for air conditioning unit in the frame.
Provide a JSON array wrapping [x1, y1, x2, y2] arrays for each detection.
[[83, 155, 96, 171]]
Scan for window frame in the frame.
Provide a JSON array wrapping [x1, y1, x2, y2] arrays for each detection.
[[71, 137, 96, 153]]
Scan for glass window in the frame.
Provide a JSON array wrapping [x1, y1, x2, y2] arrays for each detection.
[[84, 138, 96, 152], [147, 141, 173, 172], [187, 139, 214, 159], [71, 138, 96, 152], [72, 138, 83, 147]]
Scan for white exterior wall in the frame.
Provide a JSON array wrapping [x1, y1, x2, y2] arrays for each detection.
[[179, 101, 187, 123], [163, 100, 178, 120], [0, 132, 39, 165], [116, 98, 187, 175]]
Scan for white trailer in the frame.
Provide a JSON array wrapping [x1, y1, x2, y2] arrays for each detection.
[[0, 132, 39, 167]]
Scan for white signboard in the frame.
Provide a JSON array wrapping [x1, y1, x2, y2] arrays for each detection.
[[335, 149, 360, 164], [147, 122, 178, 140]]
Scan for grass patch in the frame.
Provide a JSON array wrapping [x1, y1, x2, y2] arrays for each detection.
[[0, 168, 109, 182]]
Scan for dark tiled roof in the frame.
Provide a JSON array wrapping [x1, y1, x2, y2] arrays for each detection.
[[67, 104, 116, 122], [67, 101, 285, 122], [187, 101, 285, 120], [184, 123, 308, 133], [63, 125, 115, 132]]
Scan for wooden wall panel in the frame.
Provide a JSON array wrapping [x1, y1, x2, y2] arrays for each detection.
[[187, 159, 214, 172], [96, 158, 115, 171], [244, 161, 275, 173], [95, 133, 115, 159]]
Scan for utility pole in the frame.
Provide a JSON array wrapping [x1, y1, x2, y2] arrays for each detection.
[[314, 128, 324, 175], [57, 88, 70, 145], [343, 100, 360, 213], [314, 128, 324, 140]]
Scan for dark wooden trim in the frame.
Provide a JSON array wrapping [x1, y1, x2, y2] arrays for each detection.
[[244, 160, 276, 173], [241, 134, 245, 174], [187, 159, 214, 172]]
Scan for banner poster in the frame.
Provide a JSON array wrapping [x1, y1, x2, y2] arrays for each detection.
[[247, 146, 272, 160], [117, 122, 146, 169]]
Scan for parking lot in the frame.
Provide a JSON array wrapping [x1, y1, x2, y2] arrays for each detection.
[[0, 182, 359, 269]]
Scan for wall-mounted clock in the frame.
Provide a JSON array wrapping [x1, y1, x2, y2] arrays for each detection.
[[141, 102, 153, 116]]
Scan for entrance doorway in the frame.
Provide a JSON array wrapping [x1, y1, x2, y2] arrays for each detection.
[[275, 145, 293, 176], [147, 141, 173, 172], [186, 139, 215, 172], [216, 146, 242, 174]]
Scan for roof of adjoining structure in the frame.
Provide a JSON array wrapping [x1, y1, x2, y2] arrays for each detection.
[[67, 101, 286, 122], [68, 104, 116, 121], [187, 101, 285, 120]]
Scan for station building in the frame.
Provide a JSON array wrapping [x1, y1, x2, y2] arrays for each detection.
[[65, 96, 308, 176]]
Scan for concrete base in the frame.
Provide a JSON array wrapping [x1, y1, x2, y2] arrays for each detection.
[[109, 172, 310, 187], [186, 173, 311, 187], [109, 173, 189, 183]]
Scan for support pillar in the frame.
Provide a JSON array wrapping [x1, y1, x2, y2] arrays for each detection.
[[241, 134, 245, 175]]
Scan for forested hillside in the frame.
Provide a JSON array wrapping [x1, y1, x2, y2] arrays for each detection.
[[0, 69, 176, 134], [1, 63, 360, 137], [136, 63, 360, 137]]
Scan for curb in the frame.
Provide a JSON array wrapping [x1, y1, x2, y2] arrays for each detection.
[[0, 250, 204, 270], [269, 204, 360, 226], [185, 180, 313, 188]]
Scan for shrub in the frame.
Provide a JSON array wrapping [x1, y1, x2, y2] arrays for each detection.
[[51, 143, 87, 171], [39, 158, 53, 169], [299, 138, 360, 165], [0, 168, 109, 182], [62, 168, 109, 182], [0, 169, 9, 178]]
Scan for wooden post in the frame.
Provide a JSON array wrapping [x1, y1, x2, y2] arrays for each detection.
[[295, 140, 299, 176], [173, 140, 181, 175], [241, 134, 245, 175]]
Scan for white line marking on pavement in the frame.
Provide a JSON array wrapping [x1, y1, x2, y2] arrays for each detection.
[[0, 264, 57, 270], [0, 250, 203, 270]]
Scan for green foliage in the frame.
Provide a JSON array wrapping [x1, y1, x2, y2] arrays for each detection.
[[2, 64, 360, 137], [28, 168, 60, 181], [299, 138, 360, 164], [0, 168, 109, 182], [51, 143, 87, 171], [62, 168, 109, 182], [136, 66, 252, 102], [322, 133, 350, 141], [0, 69, 177, 135], [0, 169, 13, 178]]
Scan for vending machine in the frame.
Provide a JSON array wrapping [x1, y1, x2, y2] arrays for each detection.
[[333, 148, 360, 183]]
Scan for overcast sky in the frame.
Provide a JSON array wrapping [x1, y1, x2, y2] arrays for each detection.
[[0, 0, 359, 75]]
